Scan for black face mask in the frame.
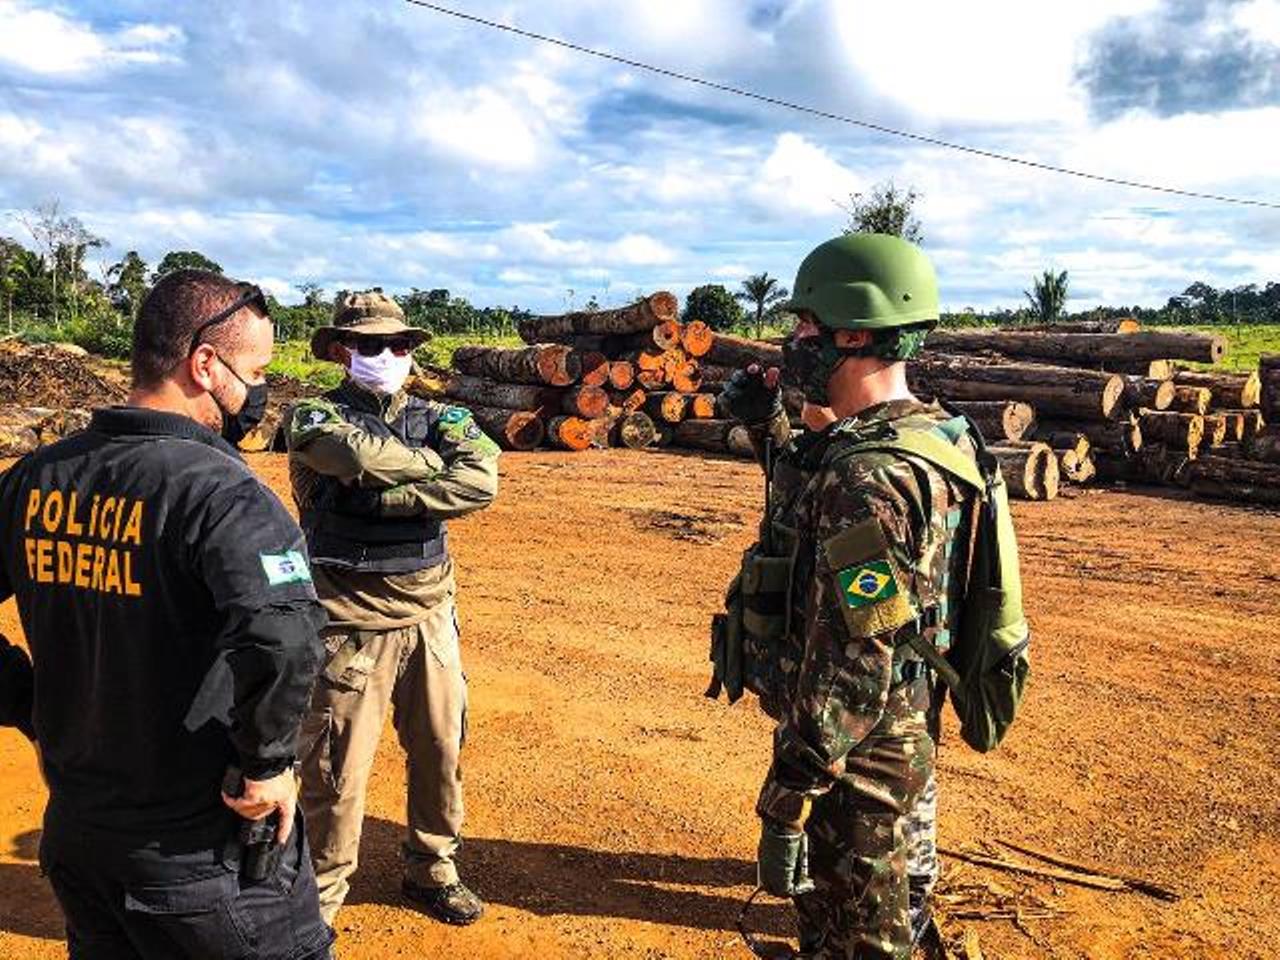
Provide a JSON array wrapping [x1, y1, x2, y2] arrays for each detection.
[[782, 329, 861, 407], [214, 356, 268, 445]]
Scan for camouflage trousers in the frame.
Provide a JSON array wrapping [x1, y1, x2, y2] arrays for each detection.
[[794, 678, 935, 960]]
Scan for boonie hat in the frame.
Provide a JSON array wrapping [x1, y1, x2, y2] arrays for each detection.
[[310, 288, 430, 360]]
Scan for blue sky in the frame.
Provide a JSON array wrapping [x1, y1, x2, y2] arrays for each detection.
[[1, 0, 1278, 313]]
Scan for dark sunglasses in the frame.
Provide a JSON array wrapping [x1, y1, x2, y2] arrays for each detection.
[[341, 335, 416, 358], [187, 283, 271, 356]]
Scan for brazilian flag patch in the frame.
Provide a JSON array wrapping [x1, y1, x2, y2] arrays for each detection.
[[838, 560, 899, 609]]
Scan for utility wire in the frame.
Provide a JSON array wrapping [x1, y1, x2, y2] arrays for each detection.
[[402, 0, 1280, 211]]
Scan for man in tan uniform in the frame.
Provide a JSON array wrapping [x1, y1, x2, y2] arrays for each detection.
[[287, 290, 499, 926]]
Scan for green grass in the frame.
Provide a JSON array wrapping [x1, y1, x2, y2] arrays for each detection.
[[266, 332, 524, 387], [1187, 324, 1280, 373]]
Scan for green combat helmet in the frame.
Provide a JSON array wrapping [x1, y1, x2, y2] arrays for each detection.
[[782, 235, 939, 403], [787, 233, 940, 330]]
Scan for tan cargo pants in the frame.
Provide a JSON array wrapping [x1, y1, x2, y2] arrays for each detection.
[[298, 598, 467, 926]]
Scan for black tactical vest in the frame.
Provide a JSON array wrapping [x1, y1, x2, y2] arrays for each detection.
[[300, 388, 449, 575]]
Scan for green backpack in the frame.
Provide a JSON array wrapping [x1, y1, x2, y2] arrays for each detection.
[[833, 415, 1031, 753]]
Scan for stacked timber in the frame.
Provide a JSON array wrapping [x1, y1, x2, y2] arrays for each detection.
[[908, 321, 1277, 505], [407, 292, 755, 457], [405, 296, 1277, 506]]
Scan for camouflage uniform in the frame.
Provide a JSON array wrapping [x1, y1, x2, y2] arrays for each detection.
[[749, 398, 976, 959], [287, 378, 499, 924]]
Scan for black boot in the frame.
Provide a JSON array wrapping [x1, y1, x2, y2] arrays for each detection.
[[402, 878, 485, 926]]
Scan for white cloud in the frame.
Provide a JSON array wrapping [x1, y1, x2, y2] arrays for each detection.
[[0, 0, 1276, 314], [831, 0, 1160, 126], [1231, 0, 1280, 46], [0, 3, 182, 75], [751, 133, 863, 217]]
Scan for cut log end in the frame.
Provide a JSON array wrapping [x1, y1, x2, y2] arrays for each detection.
[[547, 415, 594, 452], [681, 320, 713, 358], [613, 411, 656, 449], [608, 360, 636, 391]]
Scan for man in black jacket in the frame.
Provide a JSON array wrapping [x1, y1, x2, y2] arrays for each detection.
[[0, 269, 333, 959]]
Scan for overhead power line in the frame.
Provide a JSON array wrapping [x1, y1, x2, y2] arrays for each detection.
[[402, 0, 1280, 211]]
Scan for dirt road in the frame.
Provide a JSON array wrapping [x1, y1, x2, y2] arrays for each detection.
[[1, 450, 1277, 959]]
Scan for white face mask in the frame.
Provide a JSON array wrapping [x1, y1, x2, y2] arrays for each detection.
[[349, 349, 413, 396]]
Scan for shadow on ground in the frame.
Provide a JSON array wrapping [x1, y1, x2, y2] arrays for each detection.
[[348, 815, 794, 941], [0, 829, 62, 941]]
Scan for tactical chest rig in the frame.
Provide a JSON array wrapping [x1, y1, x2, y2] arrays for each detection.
[[708, 411, 1030, 753], [300, 392, 449, 575]]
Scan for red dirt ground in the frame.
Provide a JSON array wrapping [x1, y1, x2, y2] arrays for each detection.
[[1, 449, 1277, 959]]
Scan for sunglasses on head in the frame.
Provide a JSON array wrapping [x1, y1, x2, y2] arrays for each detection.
[[342, 335, 416, 358], [187, 283, 271, 356]]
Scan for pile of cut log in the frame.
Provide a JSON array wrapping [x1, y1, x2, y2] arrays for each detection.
[[910, 322, 1278, 505], [410, 291, 776, 459], [406, 295, 1277, 507]]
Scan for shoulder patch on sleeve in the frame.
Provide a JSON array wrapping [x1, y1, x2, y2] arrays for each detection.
[[822, 516, 914, 638], [260, 550, 312, 586], [439, 406, 470, 425]]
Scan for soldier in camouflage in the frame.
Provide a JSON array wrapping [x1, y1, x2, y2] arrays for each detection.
[[720, 235, 976, 958], [286, 290, 499, 928]]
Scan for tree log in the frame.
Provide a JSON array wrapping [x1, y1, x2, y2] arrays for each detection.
[[1122, 376, 1175, 411], [1229, 409, 1266, 443], [1039, 418, 1139, 453], [1244, 427, 1280, 463], [609, 321, 683, 353], [547, 415, 595, 451], [623, 349, 665, 372], [688, 394, 718, 419], [608, 360, 635, 391], [697, 362, 738, 384], [573, 350, 611, 387], [636, 368, 666, 390], [562, 385, 609, 419], [518, 292, 679, 343], [704, 333, 783, 369], [682, 320, 713, 358], [1261, 355, 1280, 420], [1220, 412, 1245, 442], [951, 400, 1036, 443], [670, 360, 702, 394], [1030, 427, 1090, 459], [672, 418, 732, 451], [609, 387, 647, 415], [1186, 454, 1280, 491], [1171, 370, 1261, 409], [453, 344, 580, 386], [1015, 318, 1140, 334], [1201, 414, 1228, 447], [1168, 386, 1211, 415], [1139, 411, 1204, 451], [609, 411, 655, 449], [435, 372, 559, 414], [988, 443, 1058, 500], [925, 329, 1226, 365], [468, 404, 545, 451], [1059, 449, 1096, 484], [644, 392, 688, 424], [908, 357, 1125, 420], [1190, 478, 1280, 505]]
